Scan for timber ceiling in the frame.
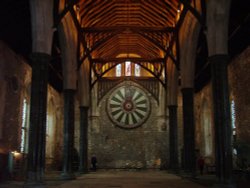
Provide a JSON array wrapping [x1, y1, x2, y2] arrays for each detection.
[[77, 0, 179, 60], [0, 0, 249, 92], [58, 0, 196, 86]]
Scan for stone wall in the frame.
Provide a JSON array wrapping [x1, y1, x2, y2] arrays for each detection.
[[0, 41, 28, 153], [89, 82, 168, 169], [0, 41, 28, 180], [194, 83, 215, 166], [228, 47, 250, 167], [193, 47, 250, 169], [0, 41, 64, 179], [46, 86, 64, 170], [177, 89, 183, 167]]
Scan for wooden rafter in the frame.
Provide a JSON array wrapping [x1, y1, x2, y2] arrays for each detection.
[[92, 57, 165, 64], [56, 0, 194, 86]]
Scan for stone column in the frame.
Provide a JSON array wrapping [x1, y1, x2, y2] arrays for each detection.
[[167, 58, 179, 172], [79, 106, 89, 173], [61, 89, 76, 180], [25, 53, 50, 186], [58, 3, 78, 180], [178, 10, 200, 177], [168, 105, 179, 171], [210, 55, 232, 184], [78, 58, 90, 173], [181, 88, 196, 176]]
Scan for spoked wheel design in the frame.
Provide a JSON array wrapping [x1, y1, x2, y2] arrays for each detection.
[[107, 85, 150, 129]]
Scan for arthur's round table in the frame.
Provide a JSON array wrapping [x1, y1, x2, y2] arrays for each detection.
[[107, 85, 150, 129]]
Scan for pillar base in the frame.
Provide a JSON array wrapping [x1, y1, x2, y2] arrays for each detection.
[[179, 169, 197, 179], [60, 172, 76, 180], [212, 183, 236, 188], [23, 181, 46, 188], [78, 169, 88, 174], [167, 168, 180, 174]]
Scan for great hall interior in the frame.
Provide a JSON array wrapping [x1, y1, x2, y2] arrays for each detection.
[[0, 0, 249, 187]]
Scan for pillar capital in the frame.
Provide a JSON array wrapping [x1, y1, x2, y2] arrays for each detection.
[[79, 106, 89, 110], [208, 54, 230, 63], [181, 87, 194, 93], [167, 105, 178, 108], [63, 88, 76, 93], [30, 52, 52, 62]]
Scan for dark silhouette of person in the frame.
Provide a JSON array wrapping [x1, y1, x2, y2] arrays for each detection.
[[91, 155, 97, 171], [197, 156, 205, 175]]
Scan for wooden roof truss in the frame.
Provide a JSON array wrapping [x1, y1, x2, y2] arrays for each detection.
[[56, 0, 204, 87]]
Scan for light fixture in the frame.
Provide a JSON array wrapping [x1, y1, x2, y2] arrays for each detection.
[[11, 151, 21, 157], [177, 3, 181, 12]]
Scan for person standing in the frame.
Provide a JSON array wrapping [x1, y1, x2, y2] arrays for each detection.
[[197, 156, 205, 175], [91, 155, 97, 171]]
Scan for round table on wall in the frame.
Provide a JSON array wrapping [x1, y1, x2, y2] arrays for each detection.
[[107, 85, 150, 129]]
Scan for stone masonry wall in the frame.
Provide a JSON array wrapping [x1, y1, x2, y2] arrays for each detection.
[[89, 82, 168, 169], [192, 47, 250, 168], [228, 47, 250, 166], [194, 83, 215, 166], [0, 41, 64, 178]]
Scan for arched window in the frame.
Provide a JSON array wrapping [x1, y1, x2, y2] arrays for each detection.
[[20, 98, 29, 153], [116, 64, 122, 77], [231, 99, 236, 141], [46, 98, 57, 160], [202, 100, 212, 156], [125, 61, 131, 76], [135, 64, 140, 77]]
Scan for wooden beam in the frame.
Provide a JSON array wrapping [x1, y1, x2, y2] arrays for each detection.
[[92, 57, 165, 64], [179, 0, 204, 26], [137, 32, 167, 53], [79, 30, 122, 65], [54, 0, 79, 28], [81, 26, 174, 33]]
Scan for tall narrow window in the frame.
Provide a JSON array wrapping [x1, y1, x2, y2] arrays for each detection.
[[231, 100, 236, 129], [116, 64, 122, 77], [20, 99, 27, 153], [46, 113, 49, 136], [231, 100, 236, 140], [125, 61, 131, 76], [135, 64, 141, 77]]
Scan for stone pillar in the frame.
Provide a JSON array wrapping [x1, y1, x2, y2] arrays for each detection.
[[210, 55, 232, 184], [168, 105, 179, 171], [78, 58, 90, 173], [25, 53, 50, 186], [79, 106, 89, 173], [181, 88, 196, 176], [61, 89, 76, 180], [166, 58, 179, 172]]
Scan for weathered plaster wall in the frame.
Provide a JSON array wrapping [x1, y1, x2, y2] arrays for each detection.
[[89, 82, 168, 169]]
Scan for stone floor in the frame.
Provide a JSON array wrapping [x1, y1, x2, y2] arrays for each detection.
[[0, 170, 249, 188]]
